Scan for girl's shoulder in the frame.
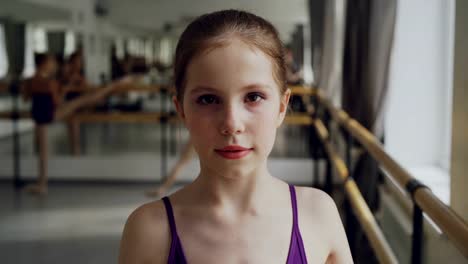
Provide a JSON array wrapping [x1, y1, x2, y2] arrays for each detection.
[[294, 186, 337, 212], [124, 199, 168, 230], [294, 186, 353, 263], [294, 186, 342, 234], [119, 200, 170, 264]]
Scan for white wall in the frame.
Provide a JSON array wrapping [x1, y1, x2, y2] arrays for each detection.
[[384, 0, 454, 204], [108, 0, 309, 41], [450, 0, 468, 221], [385, 0, 454, 170]]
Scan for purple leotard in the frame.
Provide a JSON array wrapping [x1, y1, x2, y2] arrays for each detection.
[[162, 184, 308, 263]]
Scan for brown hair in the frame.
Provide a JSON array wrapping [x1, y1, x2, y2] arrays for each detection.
[[174, 9, 287, 102], [34, 53, 55, 68]]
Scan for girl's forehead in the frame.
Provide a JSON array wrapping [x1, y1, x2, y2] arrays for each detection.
[[185, 40, 278, 94]]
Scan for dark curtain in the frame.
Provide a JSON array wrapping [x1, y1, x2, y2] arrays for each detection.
[[342, 0, 397, 261], [47, 31, 66, 59], [291, 24, 304, 67], [342, 0, 372, 129], [2, 19, 25, 78], [308, 0, 326, 86], [342, 0, 396, 136]]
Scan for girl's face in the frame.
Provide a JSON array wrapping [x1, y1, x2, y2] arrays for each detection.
[[43, 56, 58, 77], [174, 39, 290, 177], [71, 56, 83, 71]]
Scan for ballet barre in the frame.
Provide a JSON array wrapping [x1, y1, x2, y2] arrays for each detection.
[[313, 118, 398, 264], [315, 90, 468, 261]]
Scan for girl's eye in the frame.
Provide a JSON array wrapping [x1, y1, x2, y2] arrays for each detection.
[[245, 92, 264, 103], [196, 95, 219, 105]]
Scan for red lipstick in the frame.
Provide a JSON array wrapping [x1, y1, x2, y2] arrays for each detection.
[[215, 145, 253, 159]]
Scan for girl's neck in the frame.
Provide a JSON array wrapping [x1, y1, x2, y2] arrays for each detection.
[[190, 161, 282, 215]]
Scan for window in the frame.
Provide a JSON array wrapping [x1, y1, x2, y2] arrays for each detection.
[[22, 25, 48, 78], [115, 38, 125, 59], [144, 39, 153, 63], [64, 31, 76, 57], [159, 37, 172, 65], [127, 38, 139, 56], [0, 24, 8, 78], [385, 0, 454, 204]]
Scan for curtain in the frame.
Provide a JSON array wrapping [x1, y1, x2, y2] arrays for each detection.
[[3, 19, 25, 79], [308, 0, 326, 87], [47, 31, 66, 59], [341, 0, 397, 261]]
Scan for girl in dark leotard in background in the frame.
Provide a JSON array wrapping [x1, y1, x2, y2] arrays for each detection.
[[119, 10, 353, 263], [23, 53, 63, 195], [22, 53, 130, 195]]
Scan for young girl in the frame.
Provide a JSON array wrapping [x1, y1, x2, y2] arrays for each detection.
[[119, 10, 353, 263]]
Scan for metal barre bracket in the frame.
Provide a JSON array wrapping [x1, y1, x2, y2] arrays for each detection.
[[159, 115, 169, 123], [343, 175, 354, 184], [405, 178, 429, 201]]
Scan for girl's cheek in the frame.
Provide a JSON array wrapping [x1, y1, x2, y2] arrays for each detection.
[[249, 101, 278, 120], [185, 113, 213, 134]]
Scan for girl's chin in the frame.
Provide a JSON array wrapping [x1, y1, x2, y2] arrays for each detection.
[[201, 155, 268, 173]]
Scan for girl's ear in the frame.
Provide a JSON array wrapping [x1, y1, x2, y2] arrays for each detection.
[[277, 88, 291, 128], [173, 95, 185, 122]]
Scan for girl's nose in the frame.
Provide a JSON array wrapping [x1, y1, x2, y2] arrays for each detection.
[[219, 103, 245, 136]]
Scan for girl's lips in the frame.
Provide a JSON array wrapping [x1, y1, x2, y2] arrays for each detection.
[[215, 146, 253, 159], [216, 145, 251, 151]]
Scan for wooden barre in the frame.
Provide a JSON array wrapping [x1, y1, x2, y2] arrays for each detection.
[[0, 111, 31, 119], [316, 90, 468, 258], [289, 85, 317, 96], [71, 112, 313, 125], [166, 114, 314, 126], [0, 110, 313, 126], [0, 112, 315, 125], [113, 84, 166, 94], [313, 119, 398, 264], [71, 112, 164, 123], [284, 114, 314, 125], [0, 82, 8, 93]]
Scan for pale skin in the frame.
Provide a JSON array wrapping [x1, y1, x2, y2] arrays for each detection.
[[119, 38, 353, 263]]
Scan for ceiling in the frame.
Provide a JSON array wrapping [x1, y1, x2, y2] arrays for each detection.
[[107, 0, 309, 40], [0, 0, 70, 22], [2, 0, 310, 41]]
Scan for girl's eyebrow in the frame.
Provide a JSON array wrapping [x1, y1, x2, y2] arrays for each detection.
[[242, 83, 272, 91], [189, 86, 217, 95], [189, 83, 272, 95]]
